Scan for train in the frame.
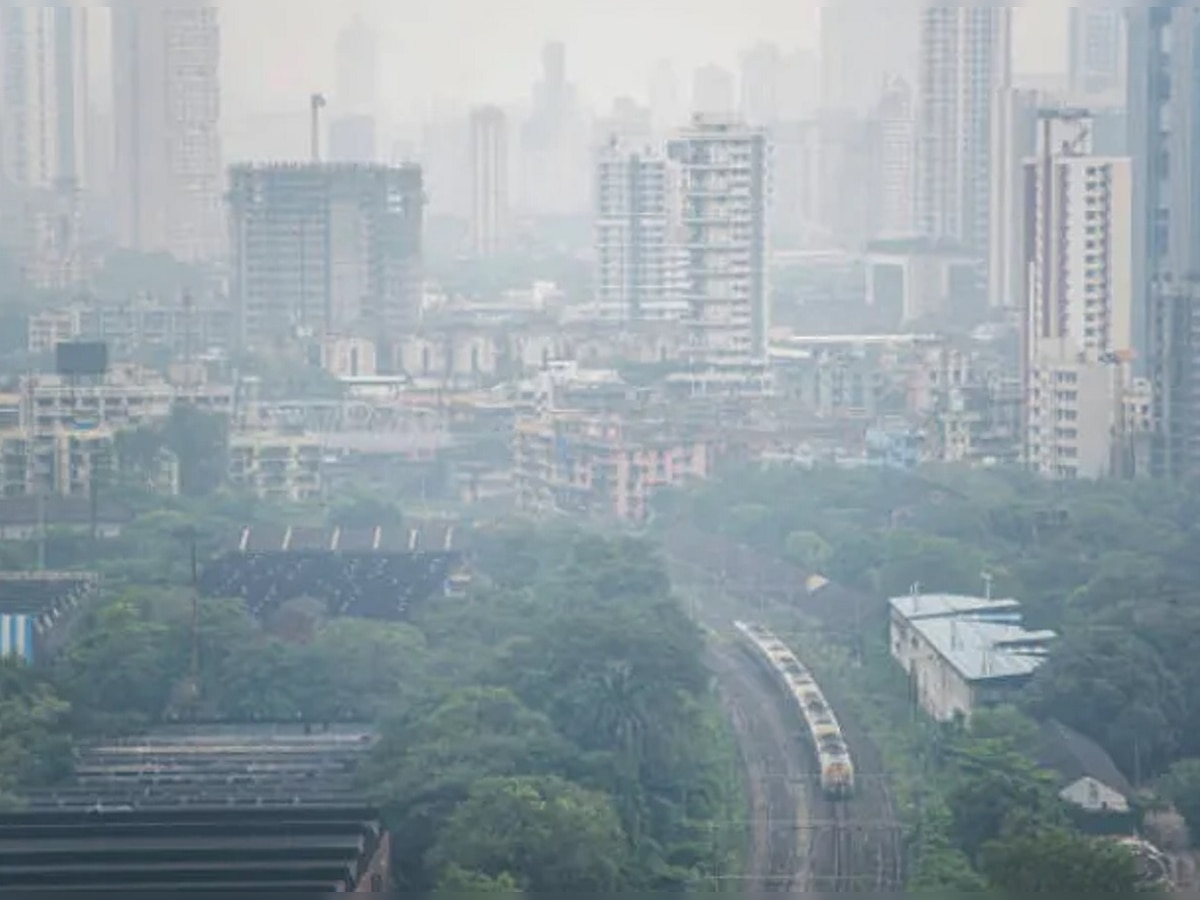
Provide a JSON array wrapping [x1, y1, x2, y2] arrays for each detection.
[[734, 620, 855, 800]]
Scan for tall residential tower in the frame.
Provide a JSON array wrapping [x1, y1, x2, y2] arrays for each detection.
[[112, 2, 223, 262], [469, 105, 510, 258]]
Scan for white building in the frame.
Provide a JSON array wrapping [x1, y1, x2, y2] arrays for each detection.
[[875, 76, 916, 240], [916, 5, 1012, 262], [112, 1, 223, 262], [593, 139, 687, 323], [469, 105, 510, 258], [1022, 111, 1133, 479], [888, 593, 1055, 722], [667, 116, 772, 390], [988, 87, 1041, 310], [738, 42, 782, 127]]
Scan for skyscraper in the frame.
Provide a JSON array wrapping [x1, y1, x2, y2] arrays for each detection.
[[335, 16, 378, 114], [667, 117, 771, 390], [875, 76, 917, 241], [739, 42, 782, 127], [987, 86, 1040, 311], [1129, 7, 1200, 477], [112, 2, 223, 262], [915, 5, 1012, 268], [1022, 111, 1132, 479], [820, 0, 919, 115], [470, 105, 510, 258], [594, 139, 686, 322], [0, 6, 88, 190], [1068, 5, 1125, 97]]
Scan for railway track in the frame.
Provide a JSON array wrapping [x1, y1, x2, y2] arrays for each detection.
[[667, 540, 906, 892], [709, 638, 812, 891]]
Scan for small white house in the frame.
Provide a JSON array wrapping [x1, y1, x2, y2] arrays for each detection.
[[1034, 719, 1133, 814]]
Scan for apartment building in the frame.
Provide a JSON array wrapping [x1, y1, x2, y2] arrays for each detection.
[[228, 432, 323, 503], [513, 410, 711, 523], [469, 105, 510, 257], [112, 2, 223, 262], [916, 4, 1012, 290], [18, 365, 232, 433], [27, 300, 234, 357], [594, 138, 687, 322], [0, 427, 113, 499], [228, 163, 424, 352], [1022, 111, 1133, 479], [667, 115, 771, 391]]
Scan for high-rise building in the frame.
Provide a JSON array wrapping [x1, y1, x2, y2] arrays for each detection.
[[667, 116, 771, 389], [1022, 111, 1132, 480], [0, 5, 89, 289], [335, 16, 378, 115], [648, 59, 684, 137], [691, 65, 736, 118], [593, 139, 686, 322], [1129, 7, 1200, 477], [820, 0, 919, 115], [469, 105, 510, 258], [521, 41, 588, 217], [112, 2, 223, 262], [1068, 5, 1125, 97], [227, 164, 424, 353], [988, 86, 1040, 311], [915, 5, 1012, 267], [875, 76, 917, 240], [0, 6, 88, 190], [739, 42, 782, 127]]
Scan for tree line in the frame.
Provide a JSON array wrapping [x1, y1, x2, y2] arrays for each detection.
[[0, 505, 741, 894], [662, 463, 1198, 890]]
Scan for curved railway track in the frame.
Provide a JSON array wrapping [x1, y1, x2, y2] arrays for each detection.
[[709, 637, 812, 891], [670, 542, 906, 892]]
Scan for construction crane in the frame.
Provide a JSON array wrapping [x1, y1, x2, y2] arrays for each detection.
[[310, 93, 327, 163]]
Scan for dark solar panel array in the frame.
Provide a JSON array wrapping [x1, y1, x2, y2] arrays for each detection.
[[0, 573, 98, 618]]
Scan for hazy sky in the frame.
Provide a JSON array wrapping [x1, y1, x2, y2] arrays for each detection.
[[223, 0, 1070, 118]]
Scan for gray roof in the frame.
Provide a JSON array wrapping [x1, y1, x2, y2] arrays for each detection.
[[891, 594, 1055, 683], [1035, 719, 1134, 799], [889, 593, 1022, 621]]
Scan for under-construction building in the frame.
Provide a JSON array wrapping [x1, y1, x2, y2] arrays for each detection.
[[228, 163, 424, 357]]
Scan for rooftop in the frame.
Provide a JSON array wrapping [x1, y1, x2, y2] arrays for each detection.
[[902, 607, 1055, 683], [889, 593, 1022, 622]]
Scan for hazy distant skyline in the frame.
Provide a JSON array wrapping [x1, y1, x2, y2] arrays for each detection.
[[223, 0, 1071, 119]]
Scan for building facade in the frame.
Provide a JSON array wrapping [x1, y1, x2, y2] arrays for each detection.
[[1068, 5, 1125, 97], [667, 116, 771, 389], [228, 163, 425, 353], [1128, 7, 1200, 478], [593, 139, 687, 323], [469, 105, 510, 258], [875, 76, 916, 241], [987, 86, 1040, 311], [111, 1, 223, 262], [916, 5, 1012, 275], [1022, 111, 1133, 479]]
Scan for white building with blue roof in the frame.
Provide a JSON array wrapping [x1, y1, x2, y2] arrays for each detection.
[[888, 592, 1056, 721]]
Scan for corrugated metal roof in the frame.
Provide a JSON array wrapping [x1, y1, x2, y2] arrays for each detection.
[[908, 614, 1055, 682], [889, 593, 1022, 621]]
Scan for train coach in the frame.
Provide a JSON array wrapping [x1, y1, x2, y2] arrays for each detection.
[[734, 620, 856, 800]]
